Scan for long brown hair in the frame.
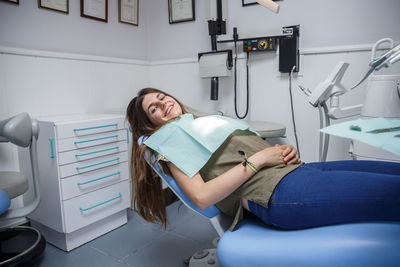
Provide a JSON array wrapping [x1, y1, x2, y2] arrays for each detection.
[[126, 88, 187, 228]]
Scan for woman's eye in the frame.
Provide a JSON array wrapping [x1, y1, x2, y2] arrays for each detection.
[[151, 107, 157, 114], [161, 95, 165, 100]]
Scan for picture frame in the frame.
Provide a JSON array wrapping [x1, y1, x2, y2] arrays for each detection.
[[38, 0, 68, 14], [119, 0, 139, 26], [81, 0, 108, 22], [1, 0, 19, 4], [242, 0, 281, 6], [168, 0, 195, 24]]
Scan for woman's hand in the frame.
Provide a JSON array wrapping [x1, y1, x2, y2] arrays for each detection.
[[250, 145, 286, 169], [278, 144, 301, 165]]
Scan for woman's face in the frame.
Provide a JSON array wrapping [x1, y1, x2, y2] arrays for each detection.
[[142, 92, 183, 126]]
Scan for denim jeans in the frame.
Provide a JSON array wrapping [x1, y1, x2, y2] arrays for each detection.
[[248, 160, 400, 229]]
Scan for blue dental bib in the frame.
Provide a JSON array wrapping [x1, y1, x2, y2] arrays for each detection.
[[144, 114, 258, 177]]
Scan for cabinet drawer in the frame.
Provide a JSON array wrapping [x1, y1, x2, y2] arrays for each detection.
[[57, 129, 127, 153], [59, 152, 128, 178], [56, 117, 125, 139], [63, 180, 130, 233], [61, 162, 129, 200], [58, 141, 128, 165]]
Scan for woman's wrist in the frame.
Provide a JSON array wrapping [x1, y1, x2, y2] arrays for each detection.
[[248, 151, 266, 170], [238, 150, 260, 173]]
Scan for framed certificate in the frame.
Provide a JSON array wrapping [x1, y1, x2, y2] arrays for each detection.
[[168, 0, 195, 24], [1, 0, 19, 4], [81, 0, 108, 22], [119, 0, 138, 26], [38, 0, 68, 14]]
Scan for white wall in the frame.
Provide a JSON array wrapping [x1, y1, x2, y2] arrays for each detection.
[[146, 0, 400, 162], [0, 50, 149, 172], [147, 0, 400, 60], [0, 0, 150, 172], [0, 0, 148, 59], [1, 0, 400, 172]]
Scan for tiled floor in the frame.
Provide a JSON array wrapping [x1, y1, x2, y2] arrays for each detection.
[[36, 201, 219, 267]]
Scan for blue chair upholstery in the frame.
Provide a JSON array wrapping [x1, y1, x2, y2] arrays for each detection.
[[0, 189, 11, 215], [150, 151, 220, 219], [138, 137, 400, 267], [218, 218, 400, 267]]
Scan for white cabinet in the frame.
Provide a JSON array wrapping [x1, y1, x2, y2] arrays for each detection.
[[19, 114, 131, 251]]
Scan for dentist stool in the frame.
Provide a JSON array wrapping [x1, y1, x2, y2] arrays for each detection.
[[0, 113, 46, 266]]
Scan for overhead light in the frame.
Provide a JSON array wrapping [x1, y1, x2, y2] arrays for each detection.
[[256, 0, 280, 13]]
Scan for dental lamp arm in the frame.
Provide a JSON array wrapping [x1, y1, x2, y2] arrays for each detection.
[[378, 49, 400, 69], [256, 0, 279, 13], [389, 50, 400, 64]]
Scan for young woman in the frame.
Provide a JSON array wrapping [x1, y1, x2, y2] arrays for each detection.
[[126, 87, 400, 231]]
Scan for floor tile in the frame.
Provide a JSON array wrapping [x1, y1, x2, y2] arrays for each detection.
[[42, 243, 58, 256], [165, 201, 197, 227], [36, 201, 220, 267], [170, 213, 218, 244], [37, 244, 129, 267], [122, 232, 205, 267], [88, 220, 166, 260], [127, 208, 176, 232]]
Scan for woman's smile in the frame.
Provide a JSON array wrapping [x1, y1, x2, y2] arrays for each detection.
[[142, 92, 182, 126]]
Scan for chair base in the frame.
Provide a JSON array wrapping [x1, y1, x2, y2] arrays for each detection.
[[188, 248, 220, 267], [217, 219, 400, 267], [0, 226, 46, 266]]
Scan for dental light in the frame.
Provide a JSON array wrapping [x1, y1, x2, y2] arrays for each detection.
[[256, 0, 280, 13]]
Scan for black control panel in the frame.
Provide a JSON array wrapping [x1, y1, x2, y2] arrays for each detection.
[[243, 37, 277, 52]]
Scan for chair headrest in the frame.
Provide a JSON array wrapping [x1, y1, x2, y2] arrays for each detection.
[[0, 113, 39, 147]]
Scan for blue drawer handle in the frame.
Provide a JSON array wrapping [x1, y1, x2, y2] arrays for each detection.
[[76, 157, 120, 170], [49, 138, 54, 158], [74, 123, 118, 132], [74, 135, 118, 144], [77, 171, 121, 186], [75, 146, 119, 157], [80, 193, 122, 211]]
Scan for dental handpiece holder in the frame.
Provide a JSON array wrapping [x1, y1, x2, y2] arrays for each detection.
[[300, 61, 363, 120]]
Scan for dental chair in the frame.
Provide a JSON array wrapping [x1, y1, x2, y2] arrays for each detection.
[[138, 135, 400, 267], [0, 113, 46, 266]]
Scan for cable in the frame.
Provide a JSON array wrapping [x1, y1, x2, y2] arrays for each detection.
[[234, 40, 249, 119], [288, 66, 301, 158]]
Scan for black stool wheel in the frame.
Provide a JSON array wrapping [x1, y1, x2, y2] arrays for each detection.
[[0, 226, 46, 267]]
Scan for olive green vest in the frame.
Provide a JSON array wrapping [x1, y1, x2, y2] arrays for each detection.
[[199, 131, 300, 230]]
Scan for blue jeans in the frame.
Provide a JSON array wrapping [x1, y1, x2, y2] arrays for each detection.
[[248, 160, 400, 229]]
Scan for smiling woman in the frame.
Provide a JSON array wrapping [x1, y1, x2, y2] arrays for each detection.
[[126, 87, 400, 232]]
